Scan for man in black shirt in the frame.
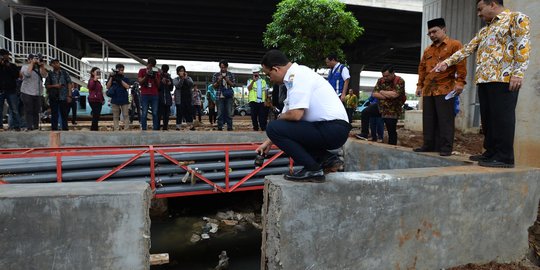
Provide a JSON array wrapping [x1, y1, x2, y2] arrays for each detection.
[[0, 49, 22, 131]]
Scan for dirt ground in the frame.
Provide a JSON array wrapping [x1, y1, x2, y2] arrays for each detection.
[[448, 261, 540, 270]]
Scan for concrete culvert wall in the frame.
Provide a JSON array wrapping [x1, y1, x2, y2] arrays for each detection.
[[0, 131, 267, 148], [343, 140, 468, 171], [0, 182, 152, 270], [262, 140, 540, 270]]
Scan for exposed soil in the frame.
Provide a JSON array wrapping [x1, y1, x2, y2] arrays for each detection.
[[448, 261, 540, 270]]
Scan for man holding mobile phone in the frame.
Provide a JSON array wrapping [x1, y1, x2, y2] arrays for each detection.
[[45, 58, 73, 131], [212, 60, 236, 131]]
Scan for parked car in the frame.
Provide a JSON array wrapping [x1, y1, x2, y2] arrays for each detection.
[[234, 104, 251, 116]]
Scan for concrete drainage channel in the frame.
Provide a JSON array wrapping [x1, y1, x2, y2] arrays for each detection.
[[0, 131, 539, 269]]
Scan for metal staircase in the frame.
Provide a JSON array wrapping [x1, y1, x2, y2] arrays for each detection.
[[3, 3, 146, 86]]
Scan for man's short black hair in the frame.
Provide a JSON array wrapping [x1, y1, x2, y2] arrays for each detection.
[[326, 53, 338, 61], [161, 64, 169, 72], [381, 64, 395, 73], [261, 50, 290, 68], [476, 0, 503, 6], [219, 60, 228, 67], [147, 57, 157, 66], [176, 65, 186, 74], [115, 63, 125, 70]]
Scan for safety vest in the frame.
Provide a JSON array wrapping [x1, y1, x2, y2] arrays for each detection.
[[247, 79, 267, 103], [327, 64, 346, 96]]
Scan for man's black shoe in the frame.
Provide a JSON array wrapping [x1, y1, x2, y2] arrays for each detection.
[[439, 151, 452, 157], [320, 155, 344, 174], [469, 154, 489, 161], [355, 134, 368, 140], [413, 146, 435, 152], [217, 127, 223, 131], [478, 160, 514, 168], [284, 169, 325, 183]]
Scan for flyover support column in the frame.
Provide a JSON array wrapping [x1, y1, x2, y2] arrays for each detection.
[[506, 0, 540, 168], [349, 64, 364, 94], [422, 0, 481, 133]]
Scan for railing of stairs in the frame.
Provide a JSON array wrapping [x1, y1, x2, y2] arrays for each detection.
[[5, 3, 146, 85]]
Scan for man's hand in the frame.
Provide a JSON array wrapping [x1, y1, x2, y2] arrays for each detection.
[[431, 62, 448, 73], [256, 139, 273, 156], [415, 86, 422, 97], [509, 76, 523, 92], [455, 85, 464, 95], [340, 94, 346, 103]]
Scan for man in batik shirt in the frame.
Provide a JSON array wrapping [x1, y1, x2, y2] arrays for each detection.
[[433, 0, 530, 168], [371, 64, 405, 146]]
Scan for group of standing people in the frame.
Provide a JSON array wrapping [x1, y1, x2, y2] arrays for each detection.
[[254, 0, 530, 184], [87, 58, 208, 131], [419, 0, 530, 169]]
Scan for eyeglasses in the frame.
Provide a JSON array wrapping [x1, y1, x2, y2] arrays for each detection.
[[261, 67, 275, 77], [427, 29, 439, 36]]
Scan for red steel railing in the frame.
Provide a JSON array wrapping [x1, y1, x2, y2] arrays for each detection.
[[0, 143, 289, 198]]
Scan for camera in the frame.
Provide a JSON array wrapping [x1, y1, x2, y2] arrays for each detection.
[[254, 154, 265, 167], [33, 53, 44, 63], [146, 67, 159, 79], [110, 68, 120, 78]]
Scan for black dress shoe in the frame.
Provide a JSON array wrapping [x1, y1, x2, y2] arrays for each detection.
[[413, 146, 434, 152], [478, 159, 514, 168], [469, 154, 489, 161], [284, 169, 325, 183], [320, 155, 344, 174], [439, 151, 452, 156]]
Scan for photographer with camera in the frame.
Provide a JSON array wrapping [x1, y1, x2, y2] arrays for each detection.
[[106, 64, 131, 131], [20, 53, 48, 131], [45, 58, 73, 131], [212, 60, 236, 131], [0, 49, 22, 131], [137, 57, 161, 130], [88, 67, 105, 131], [173, 66, 195, 131], [158, 64, 173, 130]]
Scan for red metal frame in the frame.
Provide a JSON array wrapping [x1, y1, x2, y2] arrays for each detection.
[[0, 143, 289, 197]]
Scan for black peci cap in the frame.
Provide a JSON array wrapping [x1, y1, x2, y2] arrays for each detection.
[[427, 18, 446, 29]]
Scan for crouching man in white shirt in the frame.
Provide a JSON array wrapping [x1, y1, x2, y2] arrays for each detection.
[[256, 50, 351, 183]]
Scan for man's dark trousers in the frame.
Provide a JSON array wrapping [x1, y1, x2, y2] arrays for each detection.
[[68, 100, 77, 124], [249, 102, 268, 131], [422, 95, 455, 152], [266, 119, 351, 170], [360, 103, 380, 136], [383, 118, 398, 145], [477, 82, 519, 164], [49, 98, 69, 131]]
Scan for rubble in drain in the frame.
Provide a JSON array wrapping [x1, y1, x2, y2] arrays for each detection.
[[190, 210, 262, 243]]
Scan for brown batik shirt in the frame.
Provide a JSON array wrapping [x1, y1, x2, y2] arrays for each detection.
[[417, 37, 467, 96]]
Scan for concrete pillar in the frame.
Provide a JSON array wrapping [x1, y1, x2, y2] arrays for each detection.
[[506, 0, 540, 168], [349, 64, 364, 92], [421, 0, 482, 132], [0, 19, 4, 37]]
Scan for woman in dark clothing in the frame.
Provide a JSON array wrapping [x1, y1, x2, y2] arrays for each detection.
[[87, 67, 104, 131], [172, 66, 195, 130]]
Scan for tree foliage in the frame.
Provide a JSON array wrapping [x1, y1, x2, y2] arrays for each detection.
[[263, 0, 364, 69]]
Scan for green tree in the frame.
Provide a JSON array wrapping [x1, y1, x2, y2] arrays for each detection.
[[263, 0, 364, 69]]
